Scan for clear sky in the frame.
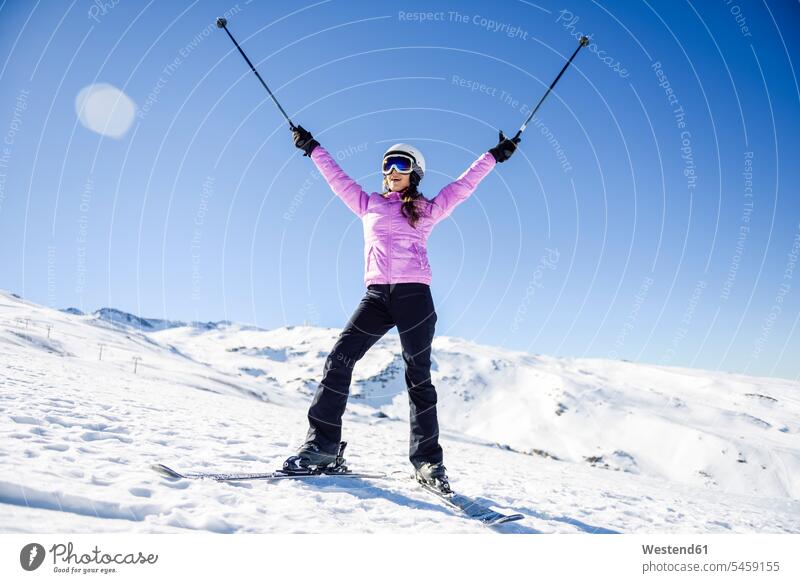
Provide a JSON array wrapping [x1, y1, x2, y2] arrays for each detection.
[[1, 0, 798, 380]]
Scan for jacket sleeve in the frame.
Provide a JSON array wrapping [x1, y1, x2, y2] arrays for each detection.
[[429, 152, 496, 223], [309, 146, 370, 217]]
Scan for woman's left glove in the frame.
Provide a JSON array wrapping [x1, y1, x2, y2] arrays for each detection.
[[489, 130, 521, 163], [292, 125, 320, 157]]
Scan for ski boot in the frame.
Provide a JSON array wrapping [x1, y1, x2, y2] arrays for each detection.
[[283, 441, 348, 475], [414, 461, 451, 494]]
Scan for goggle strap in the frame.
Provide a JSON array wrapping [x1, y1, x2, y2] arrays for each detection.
[[383, 151, 416, 163]]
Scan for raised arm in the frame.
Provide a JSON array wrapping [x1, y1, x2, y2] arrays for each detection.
[[310, 147, 370, 217], [429, 130, 521, 223], [292, 125, 369, 217], [429, 152, 496, 223]]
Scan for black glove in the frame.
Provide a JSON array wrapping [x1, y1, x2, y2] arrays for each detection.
[[488, 130, 521, 163], [292, 124, 319, 157]]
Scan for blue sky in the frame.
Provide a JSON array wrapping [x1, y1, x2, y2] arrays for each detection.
[[1, 0, 798, 380]]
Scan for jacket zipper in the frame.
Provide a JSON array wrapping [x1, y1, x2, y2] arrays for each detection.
[[388, 195, 393, 282]]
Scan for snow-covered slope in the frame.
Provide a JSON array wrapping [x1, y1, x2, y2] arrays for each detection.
[[1, 290, 798, 533], [154, 319, 800, 500]]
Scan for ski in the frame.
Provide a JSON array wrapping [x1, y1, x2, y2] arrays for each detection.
[[416, 480, 524, 525], [151, 463, 386, 482], [152, 464, 521, 525], [152, 442, 389, 482]]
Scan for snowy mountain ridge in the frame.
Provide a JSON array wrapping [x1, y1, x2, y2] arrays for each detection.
[[87, 306, 233, 332]]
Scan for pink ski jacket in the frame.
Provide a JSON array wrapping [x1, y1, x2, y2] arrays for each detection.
[[310, 146, 497, 286]]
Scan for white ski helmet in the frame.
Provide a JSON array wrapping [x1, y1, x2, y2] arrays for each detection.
[[383, 143, 426, 181]]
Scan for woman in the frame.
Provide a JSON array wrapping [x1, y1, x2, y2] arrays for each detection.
[[283, 125, 520, 491]]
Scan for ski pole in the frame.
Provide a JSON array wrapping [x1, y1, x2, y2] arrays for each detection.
[[216, 17, 296, 130], [513, 36, 589, 140]]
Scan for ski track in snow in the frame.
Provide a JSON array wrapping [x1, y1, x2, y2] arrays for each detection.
[[0, 290, 798, 533]]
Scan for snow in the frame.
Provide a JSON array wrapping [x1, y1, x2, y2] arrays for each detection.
[[0, 289, 798, 533]]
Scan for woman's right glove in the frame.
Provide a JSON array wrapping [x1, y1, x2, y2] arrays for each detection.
[[488, 130, 521, 163], [292, 125, 320, 157]]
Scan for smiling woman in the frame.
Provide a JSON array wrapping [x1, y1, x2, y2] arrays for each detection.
[[74, 83, 136, 139]]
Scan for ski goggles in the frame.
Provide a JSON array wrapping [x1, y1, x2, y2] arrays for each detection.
[[382, 154, 415, 175]]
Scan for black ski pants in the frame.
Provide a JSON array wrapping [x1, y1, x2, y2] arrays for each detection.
[[305, 283, 443, 468]]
